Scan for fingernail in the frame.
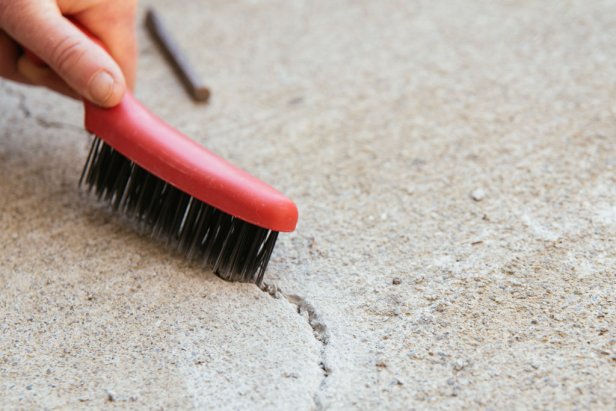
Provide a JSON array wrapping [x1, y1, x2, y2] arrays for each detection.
[[88, 70, 115, 105]]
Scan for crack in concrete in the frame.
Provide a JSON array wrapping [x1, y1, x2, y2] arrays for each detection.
[[260, 283, 331, 410], [18, 98, 31, 119], [3, 85, 81, 132], [4, 86, 31, 118], [35, 117, 83, 132]]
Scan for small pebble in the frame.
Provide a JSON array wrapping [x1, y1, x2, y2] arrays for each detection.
[[392, 277, 401, 285], [391, 378, 404, 386], [471, 188, 486, 201]]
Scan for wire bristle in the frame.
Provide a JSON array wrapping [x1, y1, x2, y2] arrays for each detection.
[[80, 137, 279, 285]]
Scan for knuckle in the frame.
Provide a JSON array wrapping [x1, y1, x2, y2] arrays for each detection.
[[112, 0, 137, 19], [49, 35, 87, 76], [121, 0, 138, 12]]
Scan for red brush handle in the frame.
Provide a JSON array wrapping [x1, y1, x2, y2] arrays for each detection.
[[23, 23, 298, 232], [85, 96, 298, 232]]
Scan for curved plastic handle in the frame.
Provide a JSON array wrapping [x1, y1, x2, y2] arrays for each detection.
[[85, 95, 298, 232]]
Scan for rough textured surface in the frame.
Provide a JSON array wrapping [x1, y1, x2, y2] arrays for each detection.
[[1, 0, 615, 409]]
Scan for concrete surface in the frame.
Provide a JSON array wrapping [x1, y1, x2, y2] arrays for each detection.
[[1, 0, 615, 409]]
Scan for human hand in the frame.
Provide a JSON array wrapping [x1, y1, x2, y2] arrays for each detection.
[[0, 0, 137, 107]]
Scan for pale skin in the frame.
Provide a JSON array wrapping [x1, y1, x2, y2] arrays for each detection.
[[0, 0, 137, 107]]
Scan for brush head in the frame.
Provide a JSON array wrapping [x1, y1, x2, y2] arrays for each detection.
[[80, 137, 279, 284], [80, 93, 297, 284]]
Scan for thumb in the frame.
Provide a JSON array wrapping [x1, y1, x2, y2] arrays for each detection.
[[4, 5, 126, 107]]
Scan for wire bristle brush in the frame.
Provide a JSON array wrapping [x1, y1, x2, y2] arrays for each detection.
[[81, 95, 297, 284], [25, 26, 298, 285]]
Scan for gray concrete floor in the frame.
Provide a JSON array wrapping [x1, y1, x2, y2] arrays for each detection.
[[1, 0, 615, 409]]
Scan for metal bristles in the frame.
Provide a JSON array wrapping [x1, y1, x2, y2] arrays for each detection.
[[80, 137, 278, 284]]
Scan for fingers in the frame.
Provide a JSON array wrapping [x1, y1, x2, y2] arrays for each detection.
[[0, 29, 27, 83], [2, 3, 126, 107], [67, 1, 138, 90], [1, 28, 79, 99]]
